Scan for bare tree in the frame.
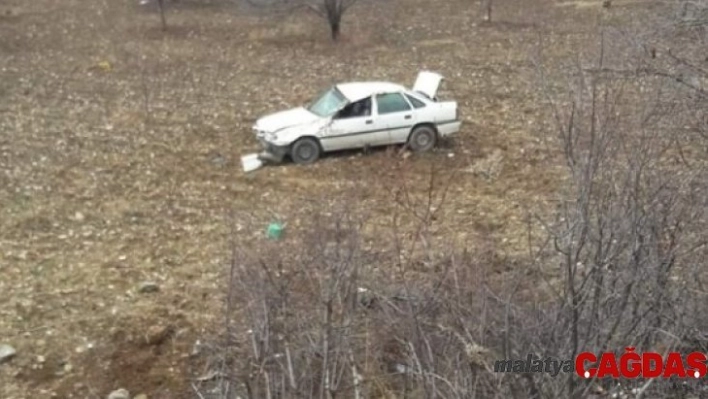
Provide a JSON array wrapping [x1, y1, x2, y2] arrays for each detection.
[[245, 0, 360, 41], [139, 0, 176, 31], [158, 0, 167, 31], [309, 0, 359, 41]]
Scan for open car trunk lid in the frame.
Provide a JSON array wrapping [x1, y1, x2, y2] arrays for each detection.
[[413, 71, 443, 99]]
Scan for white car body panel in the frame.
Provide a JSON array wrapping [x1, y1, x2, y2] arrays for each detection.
[[252, 71, 462, 162], [321, 116, 379, 151], [373, 93, 417, 144], [256, 107, 319, 133], [337, 82, 406, 103], [437, 120, 463, 136]]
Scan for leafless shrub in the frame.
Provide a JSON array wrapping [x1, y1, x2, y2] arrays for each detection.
[[189, 165, 521, 399], [218, 203, 370, 398], [529, 19, 708, 396]]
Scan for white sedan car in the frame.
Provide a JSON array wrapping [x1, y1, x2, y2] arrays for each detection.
[[252, 71, 462, 164]]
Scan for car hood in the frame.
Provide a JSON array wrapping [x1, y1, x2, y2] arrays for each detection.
[[255, 107, 322, 133]]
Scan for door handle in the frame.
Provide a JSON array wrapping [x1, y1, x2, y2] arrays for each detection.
[[404, 115, 412, 119], [365, 120, 373, 124]]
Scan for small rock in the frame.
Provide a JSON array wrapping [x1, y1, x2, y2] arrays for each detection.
[[210, 153, 226, 167], [138, 282, 159, 294], [145, 325, 174, 346], [107, 388, 130, 399], [0, 344, 17, 364], [74, 212, 85, 221], [134, 394, 148, 399]]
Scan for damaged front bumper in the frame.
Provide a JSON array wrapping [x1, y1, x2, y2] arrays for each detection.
[[256, 138, 289, 164]]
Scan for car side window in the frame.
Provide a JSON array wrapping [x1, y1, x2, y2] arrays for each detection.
[[335, 97, 372, 119], [405, 94, 426, 109], [376, 93, 411, 115]]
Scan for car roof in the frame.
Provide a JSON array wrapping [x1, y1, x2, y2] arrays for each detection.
[[335, 82, 407, 102]]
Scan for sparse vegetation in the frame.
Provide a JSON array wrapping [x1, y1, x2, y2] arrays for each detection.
[[1, 0, 706, 398]]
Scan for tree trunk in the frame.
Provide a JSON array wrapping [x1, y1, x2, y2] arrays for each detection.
[[158, 0, 167, 31], [330, 21, 340, 41], [323, 0, 341, 41]]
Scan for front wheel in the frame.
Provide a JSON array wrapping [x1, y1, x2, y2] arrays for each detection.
[[290, 137, 321, 165], [408, 125, 437, 152]]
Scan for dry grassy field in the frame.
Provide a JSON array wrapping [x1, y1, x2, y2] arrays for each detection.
[[0, 0, 673, 397]]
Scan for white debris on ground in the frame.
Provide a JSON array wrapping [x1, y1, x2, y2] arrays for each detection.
[[241, 153, 264, 173], [0, 344, 16, 364]]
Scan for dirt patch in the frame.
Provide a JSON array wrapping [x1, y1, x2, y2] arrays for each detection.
[[44, 313, 195, 399]]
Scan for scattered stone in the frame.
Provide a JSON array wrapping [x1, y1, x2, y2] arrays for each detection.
[[138, 281, 160, 294], [191, 340, 202, 356], [74, 211, 85, 222], [210, 153, 227, 167], [145, 325, 174, 346], [0, 344, 17, 364], [107, 388, 130, 399]]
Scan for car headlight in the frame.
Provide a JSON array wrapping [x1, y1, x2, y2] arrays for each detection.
[[266, 132, 278, 141]]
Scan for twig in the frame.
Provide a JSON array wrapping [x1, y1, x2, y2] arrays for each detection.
[[191, 383, 207, 399]]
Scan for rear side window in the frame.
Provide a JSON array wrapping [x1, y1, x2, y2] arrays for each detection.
[[405, 94, 426, 109], [376, 93, 411, 114]]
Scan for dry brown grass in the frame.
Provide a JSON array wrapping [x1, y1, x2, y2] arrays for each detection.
[[0, 0, 666, 397]]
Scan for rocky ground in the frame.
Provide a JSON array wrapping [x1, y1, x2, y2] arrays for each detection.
[[0, 0, 666, 397]]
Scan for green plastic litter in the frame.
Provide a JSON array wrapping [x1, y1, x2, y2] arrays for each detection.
[[266, 222, 284, 240]]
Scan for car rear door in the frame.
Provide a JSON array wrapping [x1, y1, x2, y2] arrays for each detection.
[[374, 92, 416, 144]]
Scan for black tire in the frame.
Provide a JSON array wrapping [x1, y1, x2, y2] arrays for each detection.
[[290, 137, 321, 165], [408, 125, 437, 152]]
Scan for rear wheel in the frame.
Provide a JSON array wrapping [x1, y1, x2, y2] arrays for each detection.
[[290, 138, 321, 165], [408, 125, 437, 152]]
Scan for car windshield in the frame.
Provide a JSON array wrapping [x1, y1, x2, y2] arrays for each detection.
[[307, 87, 348, 117]]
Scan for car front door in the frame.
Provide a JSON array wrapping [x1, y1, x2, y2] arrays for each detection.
[[374, 92, 417, 144], [320, 97, 379, 151]]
